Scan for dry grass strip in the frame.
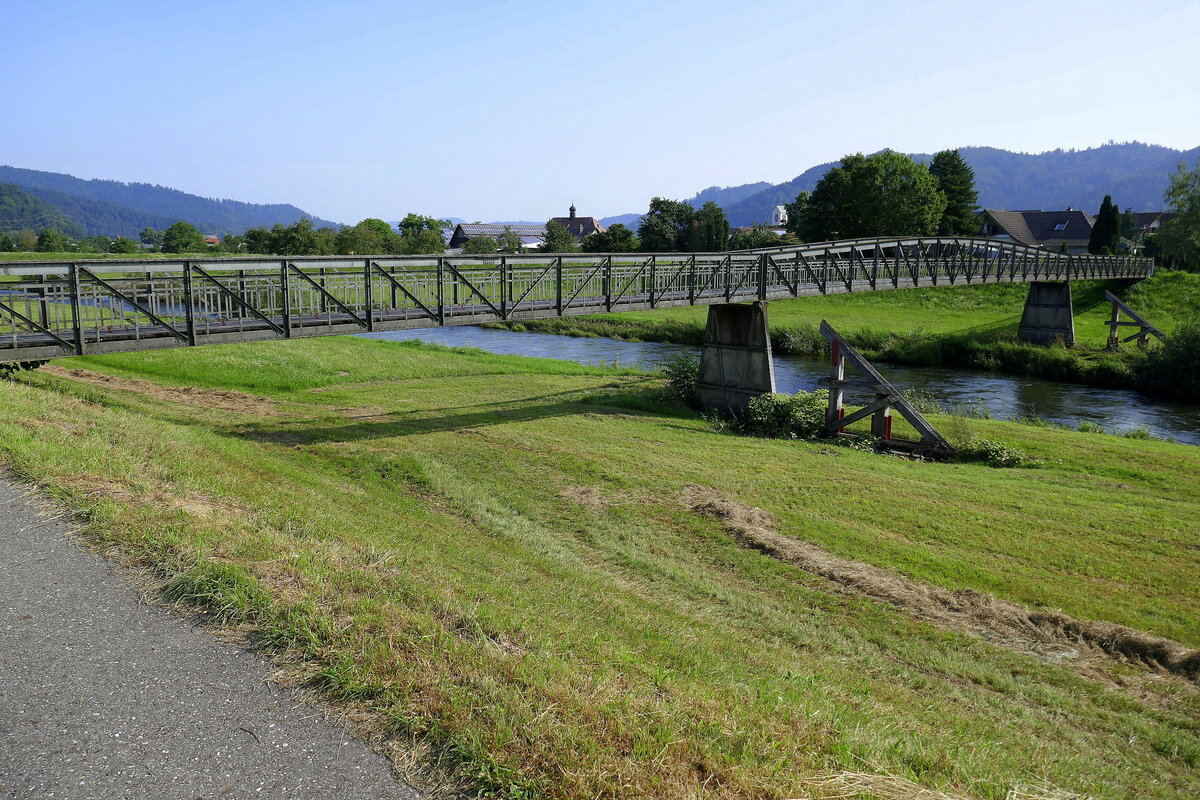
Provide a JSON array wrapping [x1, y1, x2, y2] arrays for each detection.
[[681, 485, 1200, 681], [790, 771, 1089, 800], [42, 366, 278, 416]]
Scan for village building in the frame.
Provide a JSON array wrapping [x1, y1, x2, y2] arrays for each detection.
[[1134, 211, 1175, 237], [447, 223, 546, 250], [980, 208, 1096, 253], [771, 205, 788, 226], [548, 204, 605, 240]]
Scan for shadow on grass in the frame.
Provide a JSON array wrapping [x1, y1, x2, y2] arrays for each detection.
[[223, 380, 672, 445]]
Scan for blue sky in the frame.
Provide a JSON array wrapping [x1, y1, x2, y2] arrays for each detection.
[[5, 0, 1198, 223]]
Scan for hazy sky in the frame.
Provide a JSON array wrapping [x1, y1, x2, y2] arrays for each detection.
[[5, 0, 1198, 223]]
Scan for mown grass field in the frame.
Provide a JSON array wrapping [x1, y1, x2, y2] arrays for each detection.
[[572, 272, 1199, 346], [1, 337, 1198, 799]]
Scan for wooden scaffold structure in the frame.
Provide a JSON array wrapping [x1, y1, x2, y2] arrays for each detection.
[[819, 320, 954, 456]]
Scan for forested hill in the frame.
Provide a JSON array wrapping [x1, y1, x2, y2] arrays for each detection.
[[0, 166, 340, 237], [0, 184, 84, 239], [704, 142, 1200, 227]]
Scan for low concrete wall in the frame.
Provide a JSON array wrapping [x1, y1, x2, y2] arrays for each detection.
[[695, 302, 776, 414]]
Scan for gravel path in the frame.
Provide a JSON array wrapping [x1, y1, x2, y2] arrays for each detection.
[[0, 480, 420, 800]]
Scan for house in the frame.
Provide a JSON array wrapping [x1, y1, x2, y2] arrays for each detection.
[[548, 204, 605, 241], [1135, 212, 1175, 237], [980, 208, 1096, 253], [448, 223, 547, 250], [203, 234, 220, 246], [771, 205, 788, 226]]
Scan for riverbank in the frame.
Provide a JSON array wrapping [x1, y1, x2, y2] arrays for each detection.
[[1, 337, 1198, 799], [485, 271, 1200, 396]]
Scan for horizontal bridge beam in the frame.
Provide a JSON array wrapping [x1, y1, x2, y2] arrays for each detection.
[[0, 240, 1154, 363]]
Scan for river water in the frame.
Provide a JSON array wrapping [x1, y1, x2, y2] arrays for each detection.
[[360, 326, 1200, 446]]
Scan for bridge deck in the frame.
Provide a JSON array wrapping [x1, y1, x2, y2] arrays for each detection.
[[0, 238, 1153, 363]]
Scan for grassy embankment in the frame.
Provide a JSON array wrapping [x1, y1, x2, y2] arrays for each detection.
[[490, 271, 1200, 391], [1, 337, 1198, 799]]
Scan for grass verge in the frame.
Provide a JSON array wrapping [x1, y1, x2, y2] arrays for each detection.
[[0, 337, 1197, 799]]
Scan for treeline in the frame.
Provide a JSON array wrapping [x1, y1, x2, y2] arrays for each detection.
[[235, 215, 446, 255], [567, 150, 980, 255], [0, 214, 452, 256]]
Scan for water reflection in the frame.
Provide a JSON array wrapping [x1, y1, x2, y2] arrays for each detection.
[[360, 326, 1200, 446]]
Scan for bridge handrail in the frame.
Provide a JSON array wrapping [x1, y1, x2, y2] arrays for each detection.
[[0, 236, 1154, 277]]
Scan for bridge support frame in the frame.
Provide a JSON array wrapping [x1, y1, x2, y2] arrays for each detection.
[[1105, 290, 1164, 349], [1017, 281, 1075, 345], [694, 302, 776, 415], [819, 320, 954, 455]]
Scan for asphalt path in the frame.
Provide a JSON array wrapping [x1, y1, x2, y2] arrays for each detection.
[[0, 480, 421, 800]]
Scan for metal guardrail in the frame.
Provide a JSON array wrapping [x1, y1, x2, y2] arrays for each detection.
[[0, 238, 1154, 363]]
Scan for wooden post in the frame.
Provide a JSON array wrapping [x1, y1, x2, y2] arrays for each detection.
[[870, 397, 892, 439], [827, 339, 844, 431]]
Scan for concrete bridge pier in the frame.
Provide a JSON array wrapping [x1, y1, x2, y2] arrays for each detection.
[[1017, 281, 1075, 345], [694, 302, 776, 414]]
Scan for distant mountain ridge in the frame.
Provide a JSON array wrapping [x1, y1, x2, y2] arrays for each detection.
[[0, 165, 340, 238], [608, 142, 1200, 229]]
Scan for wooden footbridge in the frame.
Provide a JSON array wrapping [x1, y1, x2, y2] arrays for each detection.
[[0, 237, 1152, 364]]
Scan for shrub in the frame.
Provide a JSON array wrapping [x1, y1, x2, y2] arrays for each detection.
[[660, 354, 701, 407], [904, 389, 945, 415], [948, 398, 992, 419], [1120, 426, 1158, 440], [0, 360, 46, 378], [772, 324, 825, 356], [1076, 421, 1106, 434], [740, 390, 828, 439], [1133, 319, 1200, 398], [956, 438, 1041, 468]]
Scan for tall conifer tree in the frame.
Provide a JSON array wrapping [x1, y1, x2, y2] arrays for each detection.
[[928, 149, 979, 235], [1088, 195, 1121, 254]]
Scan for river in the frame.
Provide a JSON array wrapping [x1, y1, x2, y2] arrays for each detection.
[[360, 326, 1200, 446]]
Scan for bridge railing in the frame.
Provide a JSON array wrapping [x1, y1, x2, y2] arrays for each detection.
[[0, 238, 1154, 361]]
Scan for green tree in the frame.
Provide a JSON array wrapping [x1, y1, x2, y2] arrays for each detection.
[[783, 192, 810, 240], [637, 197, 694, 251], [272, 218, 319, 255], [0, 233, 14, 252], [161, 221, 206, 253], [242, 226, 274, 254], [541, 220, 578, 253], [1157, 160, 1200, 270], [36, 228, 70, 252], [1119, 208, 1142, 244], [15, 229, 38, 251], [395, 214, 446, 254], [463, 235, 498, 254], [728, 226, 784, 250], [496, 227, 524, 254], [111, 236, 141, 254], [688, 201, 729, 252], [928, 149, 979, 235], [582, 223, 638, 253], [77, 235, 112, 253], [337, 218, 396, 254], [792, 151, 947, 241], [1088, 195, 1121, 254], [219, 234, 244, 253], [139, 227, 165, 247]]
